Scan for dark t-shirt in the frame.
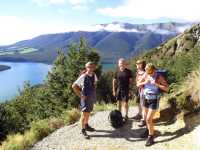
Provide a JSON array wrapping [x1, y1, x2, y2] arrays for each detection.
[[114, 68, 133, 91], [82, 74, 95, 96]]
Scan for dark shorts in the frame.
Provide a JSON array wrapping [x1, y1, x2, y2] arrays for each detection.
[[80, 94, 95, 112], [143, 99, 159, 110], [116, 90, 129, 102]]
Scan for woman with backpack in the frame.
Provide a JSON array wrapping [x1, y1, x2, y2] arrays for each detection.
[[72, 62, 98, 139], [137, 63, 168, 146]]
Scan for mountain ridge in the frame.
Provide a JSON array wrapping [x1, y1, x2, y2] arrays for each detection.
[[0, 22, 193, 63]]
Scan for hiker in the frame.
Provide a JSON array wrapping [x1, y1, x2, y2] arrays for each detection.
[[112, 58, 133, 122], [132, 60, 146, 127], [137, 63, 168, 146], [72, 61, 98, 139]]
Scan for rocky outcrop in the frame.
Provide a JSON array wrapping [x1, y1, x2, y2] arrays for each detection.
[[152, 23, 200, 57]]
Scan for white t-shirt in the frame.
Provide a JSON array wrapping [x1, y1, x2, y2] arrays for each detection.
[[74, 73, 98, 88]]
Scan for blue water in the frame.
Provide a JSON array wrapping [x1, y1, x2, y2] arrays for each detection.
[[0, 62, 51, 102], [101, 62, 116, 71], [0, 61, 116, 102]]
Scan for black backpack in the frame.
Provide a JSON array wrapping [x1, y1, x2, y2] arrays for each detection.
[[108, 110, 124, 128]]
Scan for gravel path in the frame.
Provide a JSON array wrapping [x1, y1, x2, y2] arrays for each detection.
[[31, 107, 200, 150]]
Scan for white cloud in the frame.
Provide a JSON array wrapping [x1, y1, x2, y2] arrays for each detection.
[[0, 16, 69, 45], [88, 24, 140, 32], [68, 0, 94, 10], [32, 0, 65, 6], [71, 5, 89, 10], [68, 0, 94, 5], [97, 0, 200, 21], [0, 16, 138, 45]]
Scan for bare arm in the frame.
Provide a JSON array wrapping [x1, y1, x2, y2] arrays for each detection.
[[136, 74, 147, 87], [72, 83, 81, 98], [155, 76, 169, 92], [112, 79, 117, 96]]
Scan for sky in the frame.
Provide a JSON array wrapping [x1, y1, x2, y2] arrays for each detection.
[[0, 0, 200, 45]]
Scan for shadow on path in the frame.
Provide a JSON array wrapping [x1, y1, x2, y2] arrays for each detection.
[[155, 111, 200, 144], [90, 119, 147, 142]]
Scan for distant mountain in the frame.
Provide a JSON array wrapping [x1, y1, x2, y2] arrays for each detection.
[[0, 22, 193, 63], [94, 22, 191, 33]]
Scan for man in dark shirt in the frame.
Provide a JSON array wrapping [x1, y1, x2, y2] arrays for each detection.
[[112, 58, 133, 121]]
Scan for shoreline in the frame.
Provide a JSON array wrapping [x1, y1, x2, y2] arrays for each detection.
[[0, 65, 11, 72], [0, 60, 115, 71]]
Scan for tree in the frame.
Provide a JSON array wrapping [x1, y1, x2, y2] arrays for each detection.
[[47, 37, 102, 108]]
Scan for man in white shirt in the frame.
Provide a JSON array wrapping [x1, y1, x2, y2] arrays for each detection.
[[72, 62, 98, 139]]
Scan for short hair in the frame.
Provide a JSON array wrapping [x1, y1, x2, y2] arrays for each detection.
[[145, 63, 156, 72], [85, 61, 95, 68], [136, 59, 145, 64], [136, 59, 146, 70], [118, 58, 126, 63]]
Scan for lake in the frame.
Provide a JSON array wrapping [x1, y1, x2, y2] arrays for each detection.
[[0, 62, 115, 102], [0, 62, 51, 102], [101, 62, 116, 71]]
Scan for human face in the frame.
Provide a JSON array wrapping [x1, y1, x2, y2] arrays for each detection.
[[146, 69, 155, 76], [118, 60, 126, 70], [86, 65, 95, 73], [136, 63, 143, 70]]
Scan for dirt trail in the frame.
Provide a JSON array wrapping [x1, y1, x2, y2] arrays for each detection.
[[31, 106, 200, 150]]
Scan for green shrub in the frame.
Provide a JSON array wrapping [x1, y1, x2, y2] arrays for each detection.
[[62, 109, 81, 125]]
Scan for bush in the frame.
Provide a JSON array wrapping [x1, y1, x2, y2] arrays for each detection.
[[61, 109, 81, 125], [0, 134, 25, 150], [96, 71, 115, 103], [0, 108, 81, 150]]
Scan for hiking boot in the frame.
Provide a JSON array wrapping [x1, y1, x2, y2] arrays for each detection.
[[138, 120, 146, 127], [81, 129, 90, 139], [145, 135, 154, 146], [132, 114, 142, 120], [86, 124, 95, 132], [140, 128, 149, 138]]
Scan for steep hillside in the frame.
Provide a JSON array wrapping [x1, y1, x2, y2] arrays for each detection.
[[140, 23, 200, 63]]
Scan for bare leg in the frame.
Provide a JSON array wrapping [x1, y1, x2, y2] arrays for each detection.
[[80, 112, 90, 139], [141, 105, 145, 120], [84, 112, 90, 125], [138, 103, 142, 115], [143, 107, 148, 121], [118, 100, 122, 113], [80, 112, 86, 129], [146, 109, 156, 136], [124, 101, 129, 117]]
